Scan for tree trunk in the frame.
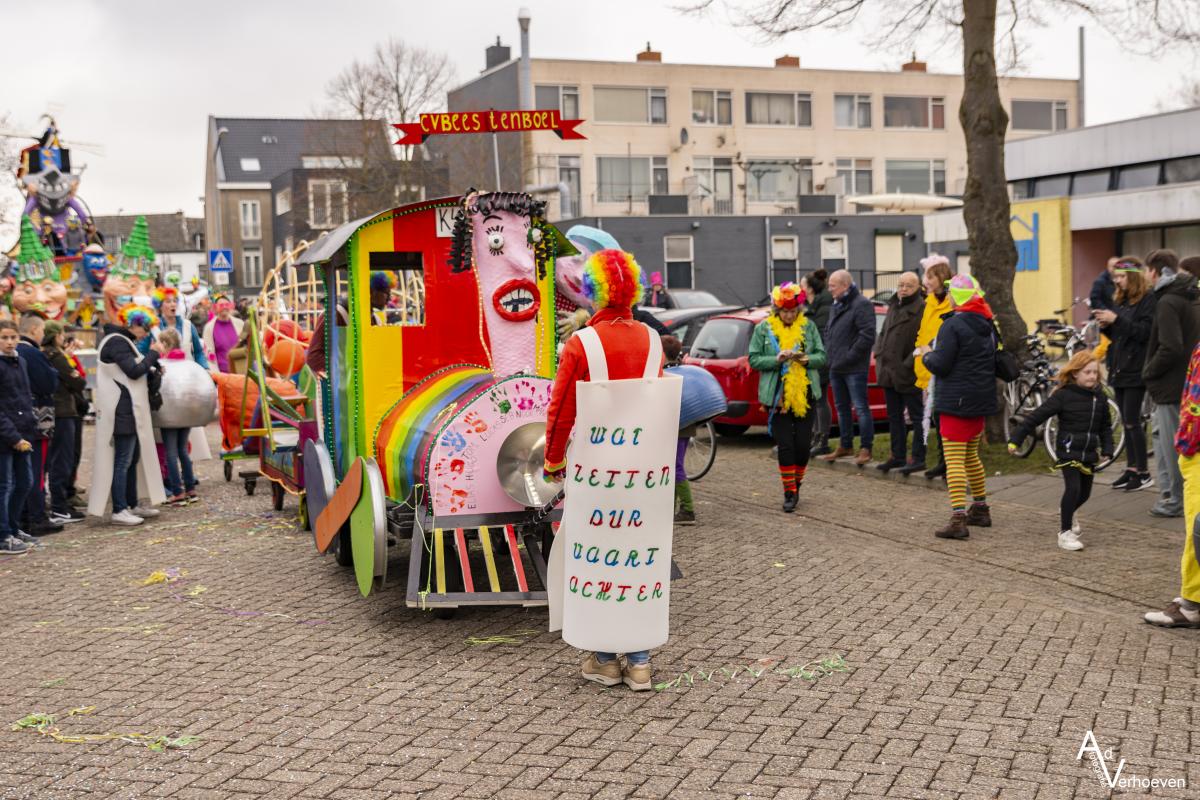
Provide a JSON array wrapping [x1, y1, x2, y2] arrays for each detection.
[[959, 0, 1024, 350]]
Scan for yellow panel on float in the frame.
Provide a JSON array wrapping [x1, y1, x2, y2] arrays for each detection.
[[535, 253, 556, 378], [349, 213, 407, 463]]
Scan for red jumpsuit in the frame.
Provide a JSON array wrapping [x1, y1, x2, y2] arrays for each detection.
[[544, 306, 664, 473]]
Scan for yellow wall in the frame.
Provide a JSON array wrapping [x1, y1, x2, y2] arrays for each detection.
[[1011, 197, 1072, 327]]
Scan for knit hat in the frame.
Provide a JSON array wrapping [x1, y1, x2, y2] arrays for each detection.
[[947, 274, 984, 306], [42, 319, 63, 345], [582, 249, 643, 310], [771, 282, 804, 310], [919, 253, 950, 271], [650, 271, 664, 286]]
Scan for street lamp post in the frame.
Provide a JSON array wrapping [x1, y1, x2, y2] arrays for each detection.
[[212, 127, 229, 287]]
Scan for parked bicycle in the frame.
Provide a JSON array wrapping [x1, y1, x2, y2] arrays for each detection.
[[684, 420, 717, 481]]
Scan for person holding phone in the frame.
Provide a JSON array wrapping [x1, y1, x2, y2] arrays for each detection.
[[748, 283, 828, 513]]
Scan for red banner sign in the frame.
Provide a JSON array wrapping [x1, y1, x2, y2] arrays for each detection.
[[394, 110, 585, 145]]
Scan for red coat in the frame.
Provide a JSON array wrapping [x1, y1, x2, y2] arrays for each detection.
[[543, 307, 664, 471]]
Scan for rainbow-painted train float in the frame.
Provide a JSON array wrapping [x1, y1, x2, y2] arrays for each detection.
[[292, 192, 584, 612]]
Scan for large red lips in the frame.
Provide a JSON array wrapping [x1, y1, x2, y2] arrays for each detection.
[[491, 279, 540, 322]]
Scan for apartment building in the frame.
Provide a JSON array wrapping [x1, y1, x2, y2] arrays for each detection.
[[448, 43, 1079, 219]]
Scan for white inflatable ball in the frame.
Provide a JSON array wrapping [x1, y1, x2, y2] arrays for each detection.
[[153, 358, 218, 428]]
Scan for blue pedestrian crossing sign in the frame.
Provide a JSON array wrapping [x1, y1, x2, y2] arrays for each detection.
[[208, 249, 234, 272]]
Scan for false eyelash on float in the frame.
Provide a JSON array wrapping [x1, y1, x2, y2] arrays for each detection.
[[485, 225, 503, 234]]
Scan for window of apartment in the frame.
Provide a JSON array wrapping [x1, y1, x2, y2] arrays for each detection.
[[1010, 180, 1031, 200], [1070, 169, 1111, 195], [275, 187, 292, 216], [875, 233, 905, 274], [594, 87, 667, 124], [308, 179, 348, 228], [239, 200, 261, 239], [745, 159, 814, 203], [771, 235, 799, 285], [597, 156, 652, 202], [664, 235, 694, 289], [884, 159, 946, 194], [883, 96, 945, 129], [1165, 156, 1200, 184], [301, 155, 364, 169], [1011, 100, 1069, 131], [834, 94, 871, 129], [746, 92, 812, 126], [692, 89, 732, 125], [1033, 175, 1071, 197], [535, 84, 580, 118], [820, 234, 848, 272], [558, 156, 581, 217], [836, 158, 873, 194], [693, 156, 734, 213], [242, 248, 264, 287], [652, 157, 669, 195], [1117, 163, 1161, 190], [240, 158, 261, 172]]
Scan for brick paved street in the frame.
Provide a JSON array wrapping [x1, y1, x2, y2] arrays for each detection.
[[2, 425, 1197, 799]]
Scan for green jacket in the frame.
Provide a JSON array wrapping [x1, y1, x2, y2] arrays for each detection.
[[748, 316, 828, 410]]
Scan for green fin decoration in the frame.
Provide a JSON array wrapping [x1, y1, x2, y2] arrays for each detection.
[[112, 216, 157, 278], [546, 223, 580, 258], [12, 217, 57, 283]]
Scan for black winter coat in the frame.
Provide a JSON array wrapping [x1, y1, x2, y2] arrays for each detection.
[[17, 337, 58, 407], [805, 289, 834, 384], [45, 345, 87, 419], [1008, 383, 1113, 466], [99, 324, 161, 436], [824, 285, 876, 374], [1103, 291, 1156, 388], [874, 291, 925, 393], [1142, 272, 1200, 403], [0, 354, 37, 448], [1089, 271, 1115, 312], [922, 309, 998, 417]]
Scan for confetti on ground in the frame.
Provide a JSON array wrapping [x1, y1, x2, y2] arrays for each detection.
[[185, 586, 207, 597], [40, 678, 66, 688], [139, 568, 186, 586], [773, 562, 787, 568], [12, 706, 198, 751], [653, 654, 850, 692], [465, 629, 541, 646]]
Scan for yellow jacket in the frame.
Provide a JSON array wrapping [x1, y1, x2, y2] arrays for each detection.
[[914, 291, 953, 390]]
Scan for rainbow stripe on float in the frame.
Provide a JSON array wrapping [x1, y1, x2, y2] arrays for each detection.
[[373, 365, 493, 501]]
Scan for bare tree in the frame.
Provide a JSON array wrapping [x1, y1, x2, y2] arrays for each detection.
[[1156, 77, 1200, 112], [683, 0, 1199, 353], [0, 112, 22, 232]]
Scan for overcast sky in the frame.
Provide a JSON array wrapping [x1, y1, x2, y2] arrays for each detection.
[[3, 0, 1196, 239]]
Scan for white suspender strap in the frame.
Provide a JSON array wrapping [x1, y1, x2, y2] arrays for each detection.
[[642, 325, 662, 379], [575, 326, 608, 382]]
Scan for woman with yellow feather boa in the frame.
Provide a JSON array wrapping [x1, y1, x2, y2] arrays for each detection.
[[749, 283, 828, 513]]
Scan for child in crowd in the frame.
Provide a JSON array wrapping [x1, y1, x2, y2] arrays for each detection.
[[156, 328, 198, 505], [1008, 350, 1113, 551], [661, 335, 696, 525], [0, 320, 38, 553]]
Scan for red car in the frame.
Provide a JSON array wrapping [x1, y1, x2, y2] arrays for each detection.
[[683, 305, 889, 436]]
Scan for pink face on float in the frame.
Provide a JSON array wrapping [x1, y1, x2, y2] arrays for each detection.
[[471, 208, 541, 376], [12, 278, 68, 320], [555, 252, 591, 310], [103, 273, 157, 319]]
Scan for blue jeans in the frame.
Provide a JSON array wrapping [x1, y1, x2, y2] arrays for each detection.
[[0, 449, 33, 537], [161, 428, 195, 497], [596, 650, 650, 665], [830, 371, 874, 450], [111, 434, 140, 513]]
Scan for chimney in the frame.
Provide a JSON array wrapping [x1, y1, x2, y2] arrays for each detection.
[[901, 52, 927, 72], [637, 42, 662, 62], [775, 55, 800, 68], [485, 36, 511, 70]]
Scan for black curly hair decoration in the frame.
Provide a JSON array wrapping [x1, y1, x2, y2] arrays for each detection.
[[448, 190, 550, 274]]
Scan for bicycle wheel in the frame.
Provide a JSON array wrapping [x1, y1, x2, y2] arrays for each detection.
[[684, 421, 717, 482], [1005, 382, 1041, 459], [1043, 397, 1124, 471]]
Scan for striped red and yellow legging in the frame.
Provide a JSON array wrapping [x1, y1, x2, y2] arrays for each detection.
[[944, 433, 986, 512]]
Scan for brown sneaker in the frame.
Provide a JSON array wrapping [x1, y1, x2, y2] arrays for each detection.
[[853, 448, 871, 466], [622, 660, 652, 691], [935, 512, 969, 539], [581, 654, 622, 687], [965, 502, 992, 528], [819, 446, 853, 462]]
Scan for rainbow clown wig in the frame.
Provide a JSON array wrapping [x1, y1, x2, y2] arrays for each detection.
[[771, 282, 804, 310], [117, 303, 159, 331], [581, 249, 643, 310], [370, 270, 397, 294], [152, 286, 179, 309]]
